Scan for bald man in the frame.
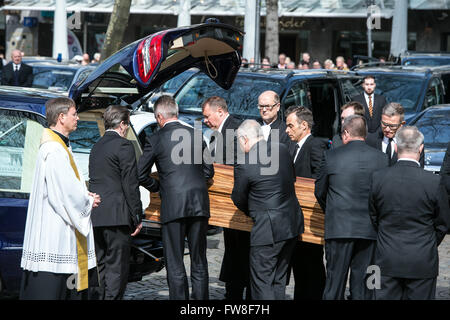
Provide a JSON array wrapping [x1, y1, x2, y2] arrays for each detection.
[[1, 49, 33, 87], [258, 90, 292, 148]]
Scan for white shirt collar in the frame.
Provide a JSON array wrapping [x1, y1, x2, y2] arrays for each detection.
[[105, 129, 121, 136], [13, 63, 21, 70], [398, 158, 420, 166], [162, 119, 180, 128], [218, 113, 230, 133]]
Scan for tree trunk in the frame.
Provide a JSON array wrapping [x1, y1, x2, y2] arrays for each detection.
[[265, 0, 279, 65], [100, 0, 132, 62]]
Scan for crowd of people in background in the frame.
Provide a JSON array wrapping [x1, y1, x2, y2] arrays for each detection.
[[242, 52, 388, 71]]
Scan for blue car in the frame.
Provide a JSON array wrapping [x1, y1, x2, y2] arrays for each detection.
[[0, 19, 243, 296], [355, 65, 450, 122], [408, 104, 450, 174]]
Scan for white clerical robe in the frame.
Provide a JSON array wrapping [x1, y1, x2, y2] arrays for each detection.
[[21, 140, 97, 275]]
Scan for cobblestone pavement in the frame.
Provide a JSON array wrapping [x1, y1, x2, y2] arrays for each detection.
[[124, 232, 450, 300]]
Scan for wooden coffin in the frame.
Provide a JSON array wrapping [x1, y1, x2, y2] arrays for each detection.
[[145, 164, 325, 245]]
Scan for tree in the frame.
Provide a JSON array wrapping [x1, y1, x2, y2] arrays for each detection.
[[265, 0, 279, 65], [100, 0, 132, 62]]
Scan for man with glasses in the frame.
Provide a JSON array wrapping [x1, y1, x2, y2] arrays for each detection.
[[88, 105, 143, 300], [352, 75, 387, 134], [258, 90, 292, 148], [366, 103, 424, 167]]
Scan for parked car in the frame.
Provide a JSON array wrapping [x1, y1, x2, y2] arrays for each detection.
[[0, 20, 243, 296], [27, 60, 95, 92], [355, 65, 450, 122], [173, 67, 361, 144], [408, 104, 450, 174], [401, 52, 450, 67]]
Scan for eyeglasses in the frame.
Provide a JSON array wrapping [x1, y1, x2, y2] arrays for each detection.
[[257, 102, 279, 110], [381, 121, 401, 130]]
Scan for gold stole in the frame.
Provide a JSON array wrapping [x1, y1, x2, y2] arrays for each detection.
[[40, 128, 89, 292]]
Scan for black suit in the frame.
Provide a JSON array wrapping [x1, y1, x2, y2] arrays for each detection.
[[366, 130, 425, 167], [288, 135, 327, 300], [369, 160, 450, 299], [232, 140, 304, 300], [88, 131, 143, 299], [260, 117, 293, 148], [211, 114, 242, 165], [211, 115, 252, 300], [315, 140, 389, 300], [352, 93, 387, 133], [137, 121, 213, 300], [1, 62, 33, 87]]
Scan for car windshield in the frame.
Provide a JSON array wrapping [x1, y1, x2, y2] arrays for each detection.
[[32, 68, 77, 91], [371, 74, 425, 114], [414, 109, 450, 148], [175, 73, 284, 118], [404, 58, 450, 67]]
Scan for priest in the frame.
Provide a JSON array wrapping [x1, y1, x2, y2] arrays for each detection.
[[20, 97, 101, 300]]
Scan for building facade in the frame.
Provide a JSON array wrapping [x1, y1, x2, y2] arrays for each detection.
[[1, 0, 450, 66]]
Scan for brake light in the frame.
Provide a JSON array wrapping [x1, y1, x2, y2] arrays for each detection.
[[136, 33, 163, 84]]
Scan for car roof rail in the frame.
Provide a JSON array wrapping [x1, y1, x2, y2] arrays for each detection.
[[351, 61, 398, 70]]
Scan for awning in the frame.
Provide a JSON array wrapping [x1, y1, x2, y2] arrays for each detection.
[[1, 0, 449, 18]]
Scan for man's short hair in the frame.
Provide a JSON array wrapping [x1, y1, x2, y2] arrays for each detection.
[[396, 126, 424, 154], [341, 101, 365, 116], [342, 114, 367, 139], [202, 96, 228, 113], [45, 97, 76, 127], [363, 75, 375, 82], [285, 106, 314, 129], [382, 102, 405, 122], [154, 95, 178, 119], [103, 105, 130, 130], [237, 119, 263, 141]]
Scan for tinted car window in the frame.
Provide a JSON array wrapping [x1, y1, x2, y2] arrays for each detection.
[[404, 58, 450, 66], [414, 109, 450, 147], [373, 75, 424, 113], [175, 73, 283, 118], [160, 70, 195, 94], [33, 68, 76, 91], [0, 111, 43, 193]]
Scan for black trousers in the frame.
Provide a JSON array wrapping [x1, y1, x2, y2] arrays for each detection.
[[375, 276, 437, 300], [162, 216, 209, 300], [90, 225, 131, 300], [323, 238, 376, 300], [219, 228, 251, 300], [290, 241, 326, 300], [20, 269, 97, 300], [250, 237, 297, 300]]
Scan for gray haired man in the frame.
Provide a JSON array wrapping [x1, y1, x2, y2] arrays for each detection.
[[369, 126, 450, 300], [231, 120, 303, 299], [366, 103, 424, 167]]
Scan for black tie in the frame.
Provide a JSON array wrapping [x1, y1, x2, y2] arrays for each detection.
[[13, 66, 20, 86], [292, 143, 300, 162], [385, 138, 393, 164], [209, 135, 216, 157]]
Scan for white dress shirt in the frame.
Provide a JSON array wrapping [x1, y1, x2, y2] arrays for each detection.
[[364, 92, 375, 109], [293, 133, 311, 163], [398, 158, 420, 166], [382, 136, 396, 158], [261, 119, 276, 141]]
